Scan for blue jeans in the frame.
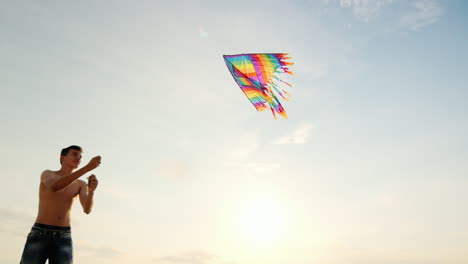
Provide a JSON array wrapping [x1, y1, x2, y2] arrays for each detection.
[[20, 223, 73, 264]]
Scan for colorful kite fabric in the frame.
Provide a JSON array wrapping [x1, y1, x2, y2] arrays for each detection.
[[223, 53, 294, 119]]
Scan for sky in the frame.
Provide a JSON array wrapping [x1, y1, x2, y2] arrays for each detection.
[[1, 0, 468, 263]]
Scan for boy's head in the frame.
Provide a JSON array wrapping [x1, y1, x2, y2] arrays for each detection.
[[60, 145, 83, 168]]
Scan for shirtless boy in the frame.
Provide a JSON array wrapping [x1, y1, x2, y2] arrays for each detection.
[[20, 145, 101, 264]]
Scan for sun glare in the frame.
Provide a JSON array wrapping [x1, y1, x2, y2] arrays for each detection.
[[237, 197, 286, 244]]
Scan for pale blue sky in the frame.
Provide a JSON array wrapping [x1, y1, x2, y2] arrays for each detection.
[[1, 0, 467, 263]]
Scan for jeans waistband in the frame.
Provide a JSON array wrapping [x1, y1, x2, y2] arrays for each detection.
[[34, 223, 71, 231]]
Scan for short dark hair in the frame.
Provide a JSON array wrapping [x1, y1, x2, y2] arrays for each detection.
[[60, 145, 82, 164]]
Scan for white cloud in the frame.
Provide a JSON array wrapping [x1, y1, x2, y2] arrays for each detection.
[[400, 0, 443, 30], [336, 0, 395, 21], [272, 123, 313, 144], [328, 0, 443, 30]]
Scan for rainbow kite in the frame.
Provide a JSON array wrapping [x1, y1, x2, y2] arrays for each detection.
[[223, 53, 294, 119]]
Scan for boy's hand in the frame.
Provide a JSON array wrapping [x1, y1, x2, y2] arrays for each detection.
[[85, 156, 101, 171], [87, 175, 99, 192]]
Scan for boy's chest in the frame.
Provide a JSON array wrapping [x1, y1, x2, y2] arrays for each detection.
[[57, 183, 81, 198]]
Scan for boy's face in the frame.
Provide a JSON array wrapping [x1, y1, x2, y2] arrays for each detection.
[[61, 149, 82, 168]]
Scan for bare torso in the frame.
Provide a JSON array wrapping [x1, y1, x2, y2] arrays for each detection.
[[35, 172, 85, 227]]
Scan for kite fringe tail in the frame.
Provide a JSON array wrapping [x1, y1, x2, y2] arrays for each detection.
[[280, 79, 292, 87], [283, 68, 294, 75]]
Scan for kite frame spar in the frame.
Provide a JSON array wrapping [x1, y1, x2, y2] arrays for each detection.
[[223, 53, 294, 119]]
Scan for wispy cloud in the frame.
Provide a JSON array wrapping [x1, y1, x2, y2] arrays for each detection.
[[316, 244, 447, 264], [272, 123, 313, 144], [327, 0, 443, 30], [331, 0, 396, 21], [400, 0, 443, 30]]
